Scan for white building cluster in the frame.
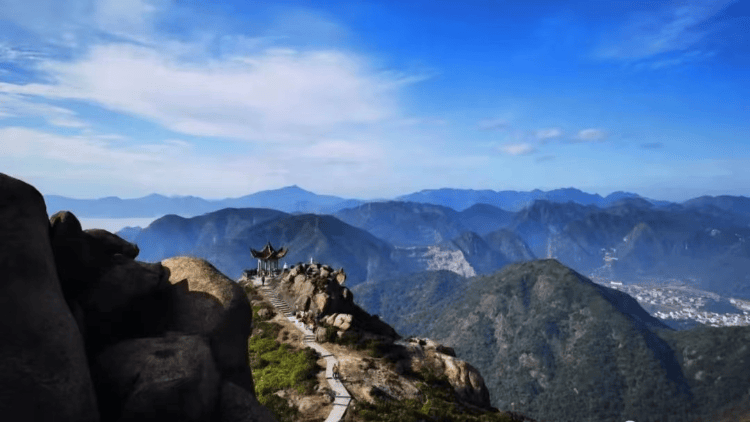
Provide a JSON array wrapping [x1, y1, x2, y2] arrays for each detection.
[[589, 275, 750, 328]]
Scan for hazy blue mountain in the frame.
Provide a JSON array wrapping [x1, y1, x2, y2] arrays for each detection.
[[46, 185, 682, 219], [126, 208, 288, 264], [334, 201, 468, 246], [681, 195, 750, 226], [413, 259, 750, 422], [116, 226, 142, 243], [397, 187, 673, 212], [500, 198, 750, 298], [396, 188, 517, 211], [482, 228, 536, 262], [45, 193, 215, 218], [229, 213, 397, 284], [45, 186, 363, 218], [217, 185, 364, 214], [444, 231, 509, 275], [126, 208, 395, 284], [509, 200, 597, 261], [456, 203, 515, 235]]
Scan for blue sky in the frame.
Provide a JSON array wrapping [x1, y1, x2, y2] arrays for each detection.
[[0, 0, 748, 201]]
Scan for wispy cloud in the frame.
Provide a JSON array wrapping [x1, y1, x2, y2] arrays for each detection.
[[477, 118, 510, 131], [500, 143, 536, 156], [0, 43, 44, 63], [573, 128, 607, 142], [0, 93, 88, 128], [535, 127, 563, 142], [595, 1, 738, 67]]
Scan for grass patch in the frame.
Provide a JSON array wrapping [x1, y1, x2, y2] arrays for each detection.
[[248, 313, 320, 421], [251, 342, 318, 396]]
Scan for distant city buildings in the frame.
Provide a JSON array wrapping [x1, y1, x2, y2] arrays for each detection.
[[590, 275, 750, 327]]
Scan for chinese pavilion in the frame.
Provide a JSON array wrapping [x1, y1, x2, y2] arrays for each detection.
[[251, 242, 288, 276]]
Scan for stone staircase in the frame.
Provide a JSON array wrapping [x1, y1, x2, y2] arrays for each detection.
[[253, 279, 352, 422]]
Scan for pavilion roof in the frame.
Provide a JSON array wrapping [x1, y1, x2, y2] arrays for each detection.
[[251, 242, 288, 260]]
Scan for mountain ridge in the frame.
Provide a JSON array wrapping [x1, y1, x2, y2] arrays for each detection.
[[43, 186, 702, 218], [354, 259, 750, 422]]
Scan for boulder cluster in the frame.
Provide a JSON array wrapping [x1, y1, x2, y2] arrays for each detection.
[[0, 174, 274, 422], [269, 262, 399, 341], [402, 337, 491, 409]]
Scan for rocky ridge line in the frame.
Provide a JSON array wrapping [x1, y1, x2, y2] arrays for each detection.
[[239, 262, 534, 421]]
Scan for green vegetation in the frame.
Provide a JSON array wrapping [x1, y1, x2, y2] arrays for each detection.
[[323, 327, 392, 359], [248, 307, 320, 421], [250, 341, 318, 397], [346, 367, 517, 422]]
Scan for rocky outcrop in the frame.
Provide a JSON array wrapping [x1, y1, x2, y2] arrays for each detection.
[[275, 262, 398, 340], [161, 256, 256, 392], [0, 173, 100, 422], [404, 337, 491, 409], [0, 173, 274, 422], [266, 260, 496, 412]]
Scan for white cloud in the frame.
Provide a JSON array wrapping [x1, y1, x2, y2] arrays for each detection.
[[535, 127, 563, 141], [0, 1, 452, 199], [574, 128, 607, 142], [500, 143, 536, 155], [0, 43, 407, 143]]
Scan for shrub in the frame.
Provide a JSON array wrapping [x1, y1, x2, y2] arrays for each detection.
[[247, 316, 319, 421]]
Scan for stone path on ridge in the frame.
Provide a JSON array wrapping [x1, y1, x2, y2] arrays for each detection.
[[252, 277, 352, 422]]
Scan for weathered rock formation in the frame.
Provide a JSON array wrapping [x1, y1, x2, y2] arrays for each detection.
[[273, 262, 398, 340], [161, 256, 256, 392], [403, 337, 492, 409], [0, 173, 275, 422]]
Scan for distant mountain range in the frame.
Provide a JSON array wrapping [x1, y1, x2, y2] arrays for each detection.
[[47, 186, 685, 219], [117, 191, 750, 300], [397, 187, 674, 211], [354, 260, 750, 422], [125, 208, 398, 284], [45, 186, 364, 218]]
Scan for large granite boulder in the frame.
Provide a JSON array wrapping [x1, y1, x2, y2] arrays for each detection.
[[50, 212, 141, 305], [0, 173, 99, 422], [77, 254, 171, 351], [161, 257, 254, 390], [92, 334, 220, 422], [84, 228, 139, 259]]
